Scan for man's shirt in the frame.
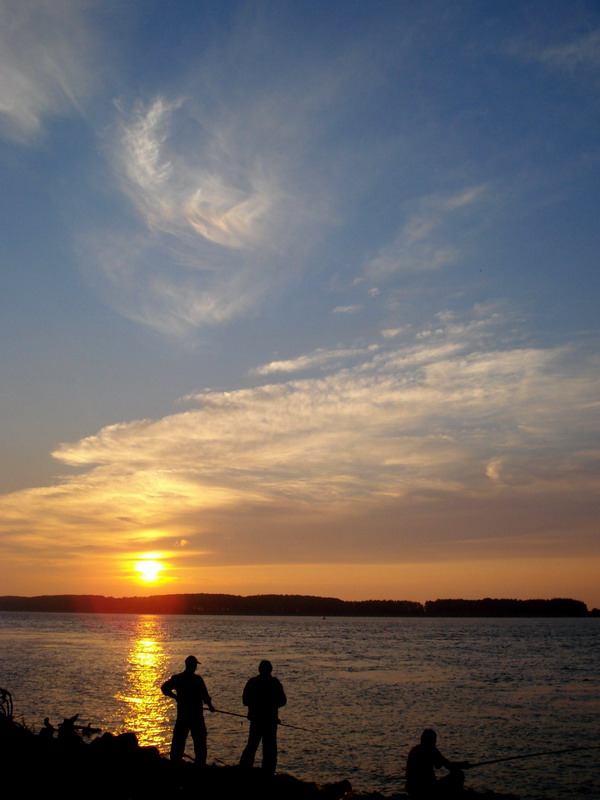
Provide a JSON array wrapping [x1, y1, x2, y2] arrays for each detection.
[[242, 674, 286, 723], [161, 671, 211, 715]]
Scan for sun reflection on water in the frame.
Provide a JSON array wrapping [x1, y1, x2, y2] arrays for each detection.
[[115, 616, 171, 749]]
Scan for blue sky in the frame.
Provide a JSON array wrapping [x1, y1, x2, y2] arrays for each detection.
[[0, 0, 599, 604]]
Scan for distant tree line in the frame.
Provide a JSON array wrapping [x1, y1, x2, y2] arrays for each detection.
[[423, 597, 589, 617], [0, 593, 593, 616]]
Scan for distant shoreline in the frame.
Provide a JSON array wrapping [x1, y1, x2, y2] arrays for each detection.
[[0, 593, 597, 617]]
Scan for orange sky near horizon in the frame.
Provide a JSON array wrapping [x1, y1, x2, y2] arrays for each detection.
[[4, 555, 599, 611]]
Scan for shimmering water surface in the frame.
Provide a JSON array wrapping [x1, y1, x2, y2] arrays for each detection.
[[0, 613, 598, 799]]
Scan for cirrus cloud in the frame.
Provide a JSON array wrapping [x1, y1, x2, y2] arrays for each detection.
[[0, 0, 95, 140], [364, 186, 486, 279]]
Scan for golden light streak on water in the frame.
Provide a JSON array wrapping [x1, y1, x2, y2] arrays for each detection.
[[115, 616, 170, 748]]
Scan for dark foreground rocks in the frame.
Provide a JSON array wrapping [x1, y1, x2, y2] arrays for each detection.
[[0, 714, 520, 800]]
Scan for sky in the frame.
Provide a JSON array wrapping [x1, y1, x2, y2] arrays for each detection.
[[0, 0, 599, 607]]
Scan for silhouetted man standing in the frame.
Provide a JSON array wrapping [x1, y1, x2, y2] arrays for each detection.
[[161, 655, 215, 764], [239, 659, 287, 774], [405, 729, 470, 798]]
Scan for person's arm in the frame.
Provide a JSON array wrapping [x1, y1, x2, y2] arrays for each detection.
[[433, 747, 452, 770], [242, 679, 252, 707], [277, 680, 287, 709], [200, 678, 215, 712], [161, 677, 176, 699], [435, 749, 470, 771]]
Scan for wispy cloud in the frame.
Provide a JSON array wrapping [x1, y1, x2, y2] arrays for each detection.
[[86, 83, 330, 337], [533, 29, 600, 70], [252, 344, 378, 376], [119, 97, 277, 250], [332, 305, 362, 314], [381, 326, 410, 339], [364, 186, 486, 279], [0, 0, 94, 140]]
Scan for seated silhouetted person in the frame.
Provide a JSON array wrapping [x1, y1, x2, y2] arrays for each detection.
[[406, 729, 470, 799], [161, 655, 215, 764], [239, 660, 287, 774], [39, 717, 55, 739]]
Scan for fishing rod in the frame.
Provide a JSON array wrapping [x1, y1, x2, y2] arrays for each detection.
[[207, 707, 246, 721], [207, 706, 318, 734], [278, 721, 319, 734], [469, 745, 600, 769]]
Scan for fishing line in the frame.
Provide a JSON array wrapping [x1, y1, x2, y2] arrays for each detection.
[[208, 706, 318, 733], [469, 745, 600, 769]]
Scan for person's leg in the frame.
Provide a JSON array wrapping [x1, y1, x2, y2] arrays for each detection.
[[189, 717, 207, 766], [437, 769, 465, 797], [170, 718, 189, 761], [240, 722, 262, 768], [261, 724, 278, 774]]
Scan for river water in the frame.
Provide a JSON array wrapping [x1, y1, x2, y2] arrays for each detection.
[[0, 613, 598, 799]]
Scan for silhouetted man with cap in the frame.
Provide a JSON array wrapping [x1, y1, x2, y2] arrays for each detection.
[[405, 729, 470, 798], [239, 659, 287, 774], [161, 655, 215, 764]]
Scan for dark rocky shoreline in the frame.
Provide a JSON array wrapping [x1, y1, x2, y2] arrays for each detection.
[[0, 711, 525, 800]]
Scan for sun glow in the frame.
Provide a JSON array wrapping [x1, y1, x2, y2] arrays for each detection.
[[133, 554, 165, 584]]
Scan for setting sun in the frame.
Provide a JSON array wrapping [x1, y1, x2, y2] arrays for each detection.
[[133, 555, 165, 584]]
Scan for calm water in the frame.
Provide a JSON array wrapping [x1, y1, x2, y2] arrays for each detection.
[[0, 613, 598, 799]]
